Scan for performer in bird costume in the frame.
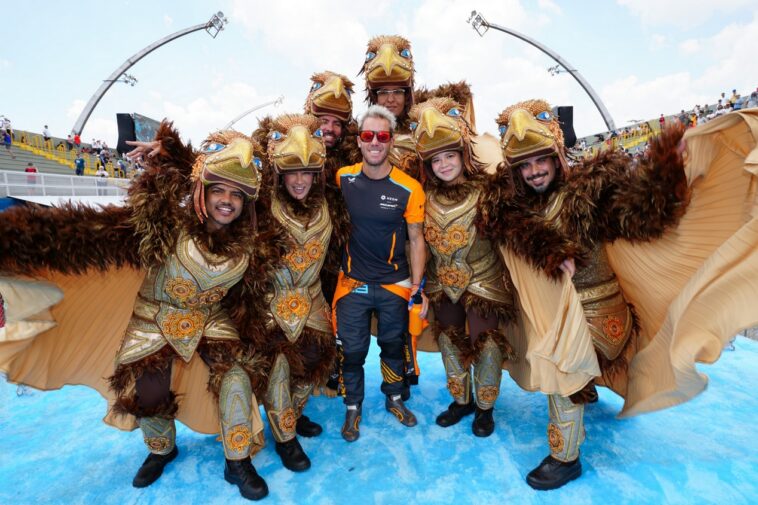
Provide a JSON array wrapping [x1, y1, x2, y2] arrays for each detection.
[[303, 70, 361, 395], [479, 100, 758, 490], [229, 113, 335, 473], [360, 35, 415, 132], [0, 123, 272, 501], [408, 95, 519, 437], [303, 70, 360, 301], [359, 35, 490, 181]]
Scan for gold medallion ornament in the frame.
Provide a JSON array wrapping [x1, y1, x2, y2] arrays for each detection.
[[155, 305, 208, 362], [547, 423, 565, 454], [477, 385, 499, 404], [436, 265, 472, 289], [425, 223, 470, 255], [226, 425, 253, 452], [602, 315, 625, 343], [144, 436, 171, 453], [285, 239, 325, 274], [279, 407, 297, 433], [164, 278, 197, 303], [160, 310, 204, 340], [447, 377, 465, 398], [275, 292, 310, 322]]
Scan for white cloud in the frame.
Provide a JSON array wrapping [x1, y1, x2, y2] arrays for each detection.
[[0, 58, 10, 69], [649, 34, 667, 50], [222, 0, 570, 136], [537, 0, 562, 16], [151, 79, 281, 144], [691, 13, 758, 97], [678, 39, 700, 54], [163, 15, 173, 27], [617, 0, 755, 28], [66, 99, 86, 119], [602, 73, 698, 126], [230, 0, 372, 72], [602, 11, 758, 131], [81, 117, 118, 145]]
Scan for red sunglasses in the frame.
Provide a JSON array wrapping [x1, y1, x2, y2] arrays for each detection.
[[358, 130, 393, 143]]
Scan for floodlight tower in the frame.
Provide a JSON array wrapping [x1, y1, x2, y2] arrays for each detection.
[[71, 12, 229, 136], [467, 10, 616, 132]]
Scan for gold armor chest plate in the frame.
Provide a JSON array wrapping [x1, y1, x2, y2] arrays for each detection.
[[268, 195, 333, 341], [120, 231, 249, 364], [543, 193, 631, 361], [425, 188, 509, 305]]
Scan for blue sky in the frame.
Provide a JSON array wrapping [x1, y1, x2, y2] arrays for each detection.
[[3, 0, 757, 146]]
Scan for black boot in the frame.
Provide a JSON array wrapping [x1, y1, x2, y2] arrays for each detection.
[[472, 406, 495, 437], [341, 405, 361, 442], [385, 395, 417, 427], [224, 458, 269, 500], [132, 446, 178, 488], [526, 455, 582, 490], [296, 415, 323, 438], [274, 438, 311, 472], [436, 400, 476, 427]]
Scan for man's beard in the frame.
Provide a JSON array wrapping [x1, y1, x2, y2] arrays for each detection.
[[362, 147, 390, 168], [324, 133, 342, 149], [525, 172, 553, 194]]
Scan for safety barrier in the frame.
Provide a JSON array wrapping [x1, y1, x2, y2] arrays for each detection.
[[0, 169, 129, 198]]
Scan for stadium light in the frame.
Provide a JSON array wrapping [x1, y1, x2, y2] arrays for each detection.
[[206, 11, 228, 38], [466, 9, 616, 132], [467, 11, 489, 37], [547, 65, 575, 76], [104, 73, 138, 87]]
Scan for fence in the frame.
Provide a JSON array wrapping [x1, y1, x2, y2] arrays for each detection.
[[0, 170, 129, 198]]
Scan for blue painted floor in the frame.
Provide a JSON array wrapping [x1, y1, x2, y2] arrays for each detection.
[[1, 337, 756, 505]]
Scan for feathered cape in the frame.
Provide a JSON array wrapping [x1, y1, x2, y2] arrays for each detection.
[[481, 112, 758, 416], [0, 122, 265, 435]]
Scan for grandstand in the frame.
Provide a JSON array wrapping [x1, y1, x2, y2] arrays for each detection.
[[0, 129, 126, 177], [576, 100, 757, 158]]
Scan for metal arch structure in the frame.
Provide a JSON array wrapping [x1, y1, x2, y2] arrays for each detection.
[[71, 12, 228, 136], [468, 11, 617, 132], [222, 96, 285, 131]]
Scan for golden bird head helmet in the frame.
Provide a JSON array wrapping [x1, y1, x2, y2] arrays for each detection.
[[265, 114, 326, 174], [304, 71, 354, 123], [409, 97, 484, 178], [191, 130, 263, 199], [361, 35, 414, 103], [496, 99, 564, 166]]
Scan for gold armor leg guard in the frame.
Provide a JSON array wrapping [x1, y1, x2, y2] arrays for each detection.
[[547, 394, 585, 462], [473, 337, 503, 410], [264, 353, 296, 443], [437, 332, 471, 405], [219, 365, 255, 461], [291, 383, 315, 419], [138, 416, 176, 456]]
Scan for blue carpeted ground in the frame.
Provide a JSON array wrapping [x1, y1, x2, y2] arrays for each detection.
[[1, 337, 757, 505]]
